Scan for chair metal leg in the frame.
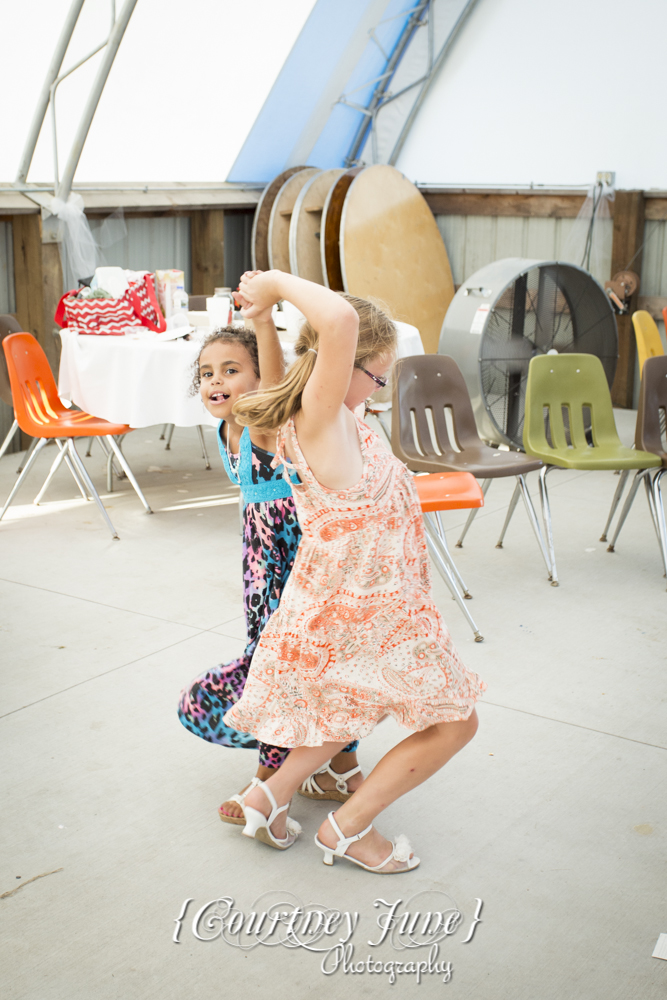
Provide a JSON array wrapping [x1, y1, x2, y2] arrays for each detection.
[[431, 510, 472, 597], [159, 423, 169, 441], [164, 424, 175, 450], [17, 436, 39, 474], [424, 527, 483, 642], [196, 425, 212, 470], [0, 419, 20, 461], [495, 481, 521, 548], [106, 436, 153, 513], [86, 437, 94, 457], [59, 440, 92, 502], [652, 469, 667, 582], [455, 478, 491, 547], [97, 435, 124, 484], [538, 465, 559, 586], [0, 437, 49, 521], [600, 468, 630, 541], [33, 442, 69, 504], [516, 474, 553, 578], [606, 470, 646, 552], [67, 440, 119, 539]]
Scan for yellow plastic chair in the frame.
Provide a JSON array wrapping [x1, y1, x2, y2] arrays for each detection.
[[633, 310, 664, 374], [600, 311, 666, 540]]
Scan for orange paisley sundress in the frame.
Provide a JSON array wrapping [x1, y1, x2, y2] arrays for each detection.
[[223, 415, 486, 748]]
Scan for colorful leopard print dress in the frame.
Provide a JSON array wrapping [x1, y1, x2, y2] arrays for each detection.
[[223, 416, 486, 749], [177, 421, 358, 767]]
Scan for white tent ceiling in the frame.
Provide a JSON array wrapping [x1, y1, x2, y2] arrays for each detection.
[[1, 0, 316, 185]]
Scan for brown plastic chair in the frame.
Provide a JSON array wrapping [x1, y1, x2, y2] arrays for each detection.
[[391, 354, 552, 580], [0, 314, 24, 461], [606, 355, 667, 584]]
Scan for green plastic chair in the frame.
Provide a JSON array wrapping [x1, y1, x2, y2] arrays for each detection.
[[523, 353, 661, 584]]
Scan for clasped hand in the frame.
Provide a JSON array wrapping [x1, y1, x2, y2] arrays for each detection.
[[236, 270, 281, 322]]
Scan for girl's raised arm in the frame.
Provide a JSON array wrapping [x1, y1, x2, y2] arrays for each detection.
[[236, 272, 285, 391], [238, 270, 359, 428]]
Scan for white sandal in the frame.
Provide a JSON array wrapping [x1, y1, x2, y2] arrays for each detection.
[[314, 811, 420, 873], [242, 778, 302, 850], [299, 762, 362, 803]]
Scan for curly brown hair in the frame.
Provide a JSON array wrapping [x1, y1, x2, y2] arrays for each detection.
[[190, 326, 260, 396]]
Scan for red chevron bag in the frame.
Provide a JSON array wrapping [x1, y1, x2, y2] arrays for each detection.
[[55, 273, 167, 335]]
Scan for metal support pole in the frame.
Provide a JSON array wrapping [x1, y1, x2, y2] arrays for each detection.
[[600, 468, 630, 541], [607, 470, 645, 551], [652, 469, 667, 582], [455, 478, 491, 547], [516, 474, 553, 578], [196, 425, 212, 470], [59, 439, 91, 501], [33, 441, 69, 504], [495, 481, 521, 548], [56, 0, 139, 203], [431, 510, 472, 597], [424, 530, 483, 642], [14, 0, 86, 183], [17, 437, 39, 474], [538, 465, 559, 586], [0, 438, 49, 521], [0, 419, 20, 462], [67, 439, 119, 538], [106, 436, 152, 513]]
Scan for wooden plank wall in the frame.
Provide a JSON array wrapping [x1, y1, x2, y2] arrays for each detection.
[[3, 191, 665, 415], [191, 209, 225, 295], [423, 189, 660, 408]]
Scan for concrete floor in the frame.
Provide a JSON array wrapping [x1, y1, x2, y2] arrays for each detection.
[[1, 415, 665, 999]]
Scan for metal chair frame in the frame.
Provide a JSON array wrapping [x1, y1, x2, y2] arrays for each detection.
[[160, 422, 212, 470], [422, 510, 483, 642]]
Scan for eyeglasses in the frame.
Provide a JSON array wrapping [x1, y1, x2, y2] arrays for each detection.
[[355, 364, 388, 390]]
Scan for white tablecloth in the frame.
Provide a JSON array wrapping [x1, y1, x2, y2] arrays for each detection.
[[58, 330, 217, 428]]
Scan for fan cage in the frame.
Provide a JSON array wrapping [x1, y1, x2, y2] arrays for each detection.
[[439, 260, 618, 449]]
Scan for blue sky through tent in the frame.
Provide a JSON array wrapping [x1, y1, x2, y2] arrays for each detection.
[[307, 0, 417, 169], [227, 0, 420, 182]]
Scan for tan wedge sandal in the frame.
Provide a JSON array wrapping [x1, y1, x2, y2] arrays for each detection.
[[298, 761, 362, 803]]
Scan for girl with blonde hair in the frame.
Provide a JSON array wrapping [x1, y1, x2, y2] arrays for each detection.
[[226, 270, 485, 873]]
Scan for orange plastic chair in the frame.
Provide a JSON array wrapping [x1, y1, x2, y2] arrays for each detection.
[[413, 471, 485, 642], [1, 332, 152, 538]]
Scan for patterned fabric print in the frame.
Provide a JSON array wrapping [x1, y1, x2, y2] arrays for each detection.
[[224, 417, 487, 749], [177, 436, 361, 764], [177, 493, 300, 759]]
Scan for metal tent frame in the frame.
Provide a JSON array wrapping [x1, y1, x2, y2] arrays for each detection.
[[14, 0, 138, 207]]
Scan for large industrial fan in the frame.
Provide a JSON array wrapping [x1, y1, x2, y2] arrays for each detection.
[[439, 259, 618, 449]]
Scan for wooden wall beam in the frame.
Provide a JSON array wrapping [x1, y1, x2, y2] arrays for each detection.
[[610, 190, 645, 408], [12, 213, 44, 340], [12, 214, 63, 374], [644, 198, 667, 221], [190, 209, 225, 296], [9, 214, 63, 447], [421, 191, 589, 218]]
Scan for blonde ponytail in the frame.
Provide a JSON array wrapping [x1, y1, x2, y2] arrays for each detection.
[[232, 293, 396, 432]]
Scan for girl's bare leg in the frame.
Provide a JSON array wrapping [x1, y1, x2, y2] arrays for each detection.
[[243, 742, 347, 838], [243, 711, 478, 861], [318, 712, 479, 870], [220, 749, 363, 819]]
